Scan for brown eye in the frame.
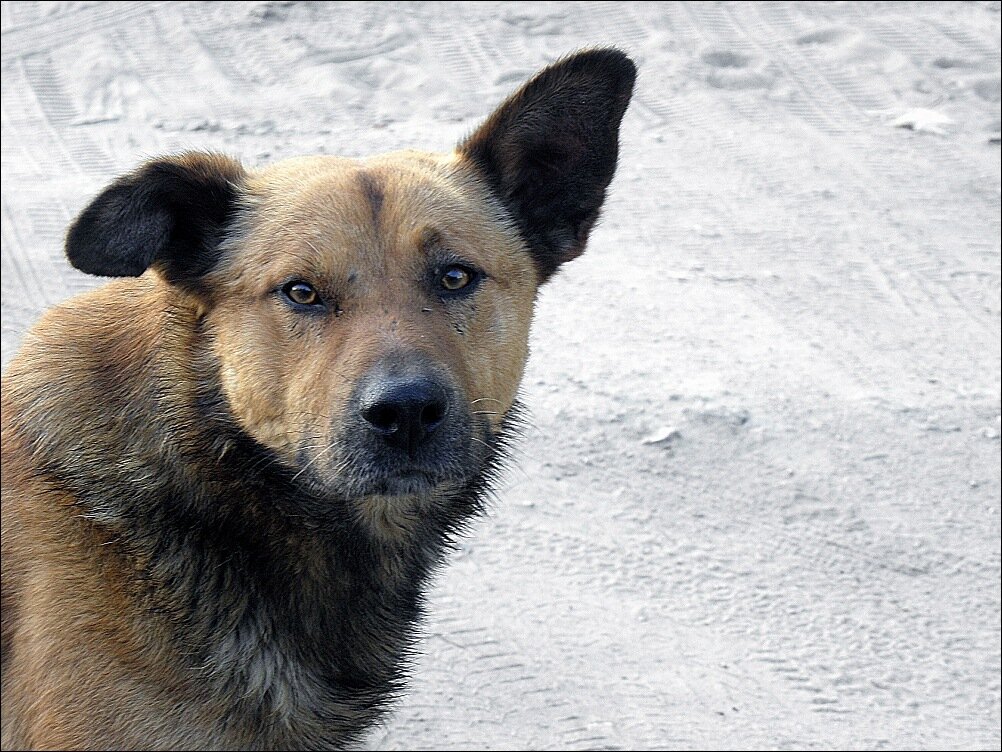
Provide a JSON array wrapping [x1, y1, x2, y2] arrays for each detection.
[[282, 281, 322, 307], [440, 266, 472, 292]]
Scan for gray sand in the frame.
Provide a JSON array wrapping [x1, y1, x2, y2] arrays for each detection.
[[2, 2, 999, 749]]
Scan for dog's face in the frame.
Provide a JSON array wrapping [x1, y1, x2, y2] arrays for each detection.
[[63, 50, 635, 528], [205, 152, 536, 503]]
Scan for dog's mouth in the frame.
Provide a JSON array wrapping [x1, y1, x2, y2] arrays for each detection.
[[293, 423, 490, 504]]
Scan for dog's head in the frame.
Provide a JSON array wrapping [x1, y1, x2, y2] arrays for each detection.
[[64, 50, 635, 533]]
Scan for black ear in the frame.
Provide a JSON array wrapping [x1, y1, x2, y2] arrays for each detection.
[[65, 152, 246, 286], [459, 48, 635, 282]]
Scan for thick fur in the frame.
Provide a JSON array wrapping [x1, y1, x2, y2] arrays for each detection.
[[0, 49, 634, 750]]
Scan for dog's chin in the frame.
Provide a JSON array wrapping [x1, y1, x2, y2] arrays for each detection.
[[297, 463, 467, 505], [367, 471, 444, 498]]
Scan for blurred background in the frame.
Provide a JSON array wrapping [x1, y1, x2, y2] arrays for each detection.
[[2, 2, 999, 749]]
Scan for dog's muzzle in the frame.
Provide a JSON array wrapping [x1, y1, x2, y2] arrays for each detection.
[[299, 353, 479, 500]]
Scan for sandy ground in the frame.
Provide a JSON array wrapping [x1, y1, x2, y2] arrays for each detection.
[[2, 1, 1000, 749]]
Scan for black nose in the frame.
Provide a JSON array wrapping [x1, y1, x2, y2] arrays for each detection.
[[358, 375, 450, 453]]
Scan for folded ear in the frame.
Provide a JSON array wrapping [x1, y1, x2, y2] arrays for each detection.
[[65, 152, 246, 286], [459, 48, 635, 282]]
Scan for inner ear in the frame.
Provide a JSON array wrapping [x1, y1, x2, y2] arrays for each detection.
[[65, 152, 246, 288], [459, 48, 636, 282]]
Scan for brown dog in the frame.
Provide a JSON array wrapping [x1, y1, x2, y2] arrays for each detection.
[[0, 49, 635, 750]]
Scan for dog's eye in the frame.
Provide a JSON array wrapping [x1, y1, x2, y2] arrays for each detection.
[[282, 281, 322, 308], [439, 265, 475, 292]]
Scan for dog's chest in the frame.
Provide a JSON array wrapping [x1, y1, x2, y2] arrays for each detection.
[[189, 548, 420, 747]]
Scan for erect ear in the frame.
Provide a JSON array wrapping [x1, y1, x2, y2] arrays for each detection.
[[458, 48, 635, 282], [65, 152, 246, 286]]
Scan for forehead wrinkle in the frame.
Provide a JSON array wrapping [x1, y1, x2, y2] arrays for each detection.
[[355, 170, 384, 230]]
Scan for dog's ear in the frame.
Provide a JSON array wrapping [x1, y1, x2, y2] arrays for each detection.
[[65, 152, 245, 286], [459, 48, 635, 282]]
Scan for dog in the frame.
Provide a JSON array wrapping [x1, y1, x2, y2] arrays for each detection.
[[0, 48, 635, 750]]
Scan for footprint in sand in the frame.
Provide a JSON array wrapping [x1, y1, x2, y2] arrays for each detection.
[[795, 27, 853, 46], [931, 56, 976, 70], [701, 49, 774, 90], [971, 75, 1001, 103]]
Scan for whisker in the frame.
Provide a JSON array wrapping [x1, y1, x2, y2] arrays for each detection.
[[286, 411, 337, 421], [469, 436, 496, 454], [291, 444, 337, 483]]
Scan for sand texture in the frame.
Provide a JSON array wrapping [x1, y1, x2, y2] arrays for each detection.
[[2, 2, 1000, 749]]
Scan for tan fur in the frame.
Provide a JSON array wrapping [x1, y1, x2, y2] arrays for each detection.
[[0, 150, 536, 750]]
